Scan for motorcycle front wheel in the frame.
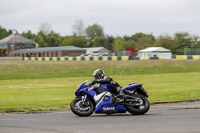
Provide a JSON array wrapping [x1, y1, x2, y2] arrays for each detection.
[[70, 97, 95, 117], [125, 94, 150, 115]]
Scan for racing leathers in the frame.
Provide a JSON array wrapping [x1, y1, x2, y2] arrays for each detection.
[[89, 75, 123, 95]]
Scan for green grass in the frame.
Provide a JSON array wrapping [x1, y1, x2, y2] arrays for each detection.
[[1, 60, 200, 80], [0, 60, 200, 112]]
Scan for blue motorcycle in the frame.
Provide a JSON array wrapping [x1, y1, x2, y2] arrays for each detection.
[[70, 80, 150, 117]]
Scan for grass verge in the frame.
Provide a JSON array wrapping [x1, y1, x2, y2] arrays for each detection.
[[1, 60, 200, 80], [0, 71, 200, 113]]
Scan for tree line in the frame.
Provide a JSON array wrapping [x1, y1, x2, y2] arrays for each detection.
[[0, 22, 200, 54]]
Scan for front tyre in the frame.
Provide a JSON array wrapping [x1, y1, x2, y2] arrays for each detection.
[[125, 94, 150, 115], [70, 97, 95, 117]]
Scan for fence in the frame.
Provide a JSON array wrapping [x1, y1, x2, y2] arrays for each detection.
[[0, 57, 22, 60], [24, 56, 129, 61], [184, 48, 200, 55], [176, 55, 200, 60], [23, 56, 165, 61]]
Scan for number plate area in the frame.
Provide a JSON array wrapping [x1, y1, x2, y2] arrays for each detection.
[[103, 107, 115, 111]]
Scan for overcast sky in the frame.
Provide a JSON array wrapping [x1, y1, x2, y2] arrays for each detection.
[[0, 0, 200, 36]]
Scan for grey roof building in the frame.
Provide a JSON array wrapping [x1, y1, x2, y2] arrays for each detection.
[[12, 46, 85, 54], [0, 34, 36, 56], [12, 46, 86, 57], [0, 34, 86, 57], [0, 34, 35, 45], [84, 47, 110, 54]]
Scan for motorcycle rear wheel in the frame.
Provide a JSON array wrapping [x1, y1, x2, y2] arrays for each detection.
[[125, 94, 150, 115], [70, 97, 95, 117]]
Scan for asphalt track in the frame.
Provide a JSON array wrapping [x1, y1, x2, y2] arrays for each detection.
[[0, 101, 200, 133]]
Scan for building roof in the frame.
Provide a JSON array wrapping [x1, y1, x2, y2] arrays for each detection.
[[139, 47, 171, 53], [84, 47, 109, 53], [0, 34, 35, 44], [12, 46, 86, 54]]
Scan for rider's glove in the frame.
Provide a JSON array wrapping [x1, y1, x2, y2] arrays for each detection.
[[88, 80, 96, 86]]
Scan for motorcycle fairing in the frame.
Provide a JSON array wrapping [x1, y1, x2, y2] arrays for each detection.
[[122, 83, 142, 91], [94, 91, 126, 112]]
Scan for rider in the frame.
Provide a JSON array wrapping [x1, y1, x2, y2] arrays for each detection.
[[88, 69, 124, 96]]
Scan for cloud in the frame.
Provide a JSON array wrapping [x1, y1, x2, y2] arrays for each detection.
[[0, 0, 200, 36]]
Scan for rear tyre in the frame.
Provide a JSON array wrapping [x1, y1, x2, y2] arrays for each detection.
[[70, 97, 95, 117], [125, 94, 150, 115]]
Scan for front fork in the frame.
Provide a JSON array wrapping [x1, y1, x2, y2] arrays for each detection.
[[81, 95, 87, 104]]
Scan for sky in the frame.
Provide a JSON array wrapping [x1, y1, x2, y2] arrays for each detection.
[[0, 0, 200, 37]]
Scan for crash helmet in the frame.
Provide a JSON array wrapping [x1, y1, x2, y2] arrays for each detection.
[[92, 69, 105, 79]]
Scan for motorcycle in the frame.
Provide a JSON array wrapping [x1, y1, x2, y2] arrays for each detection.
[[70, 80, 150, 117]]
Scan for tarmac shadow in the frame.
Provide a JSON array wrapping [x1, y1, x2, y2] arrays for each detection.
[[90, 113, 158, 117]]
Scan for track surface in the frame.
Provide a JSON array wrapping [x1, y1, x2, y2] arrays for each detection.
[[0, 101, 200, 133]]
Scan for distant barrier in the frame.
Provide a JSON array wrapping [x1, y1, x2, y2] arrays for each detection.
[[24, 56, 129, 61], [176, 55, 200, 60], [132, 57, 164, 60], [0, 57, 22, 60], [24, 56, 164, 61]]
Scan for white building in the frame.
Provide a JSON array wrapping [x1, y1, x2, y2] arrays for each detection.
[[84, 47, 110, 55], [138, 47, 172, 59]]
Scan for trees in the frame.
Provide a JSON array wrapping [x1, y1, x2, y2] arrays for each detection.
[[1, 24, 200, 54], [112, 37, 136, 51], [84, 23, 106, 48], [47, 31, 64, 47], [72, 20, 86, 37], [154, 35, 178, 53], [112, 37, 124, 51], [85, 23, 104, 40], [102, 35, 115, 50], [34, 32, 49, 47], [60, 35, 86, 47], [22, 29, 64, 48], [22, 30, 36, 40], [191, 35, 200, 48], [39, 22, 52, 35], [113, 33, 156, 51], [136, 35, 155, 50], [131, 32, 146, 43], [174, 32, 193, 49], [0, 26, 12, 40], [131, 33, 155, 50], [91, 36, 102, 47], [154, 35, 177, 53]]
